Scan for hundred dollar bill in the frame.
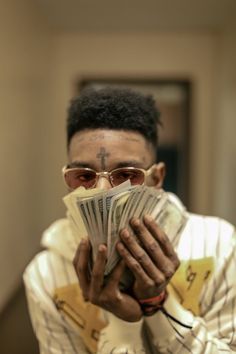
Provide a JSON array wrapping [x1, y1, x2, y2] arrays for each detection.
[[106, 190, 132, 273]]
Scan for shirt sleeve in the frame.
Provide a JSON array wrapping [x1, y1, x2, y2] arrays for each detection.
[[144, 231, 236, 353], [23, 254, 89, 354], [97, 314, 145, 354]]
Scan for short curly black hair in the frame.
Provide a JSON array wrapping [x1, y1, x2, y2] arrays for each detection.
[[67, 86, 161, 150]]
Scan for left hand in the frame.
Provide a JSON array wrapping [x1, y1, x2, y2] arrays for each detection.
[[116, 214, 180, 300]]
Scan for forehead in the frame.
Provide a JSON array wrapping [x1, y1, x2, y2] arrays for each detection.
[[68, 129, 154, 167]]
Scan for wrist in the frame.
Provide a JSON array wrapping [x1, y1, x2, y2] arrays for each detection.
[[138, 291, 168, 316]]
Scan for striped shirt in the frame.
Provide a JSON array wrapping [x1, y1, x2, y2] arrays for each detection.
[[23, 195, 236, 353]]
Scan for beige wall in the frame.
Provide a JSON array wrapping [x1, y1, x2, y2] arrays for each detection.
[[0, 0, 52, 310], [213, 28, 236, 224]]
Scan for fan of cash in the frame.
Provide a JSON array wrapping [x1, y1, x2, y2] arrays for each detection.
[[63, 181, 187, 281]]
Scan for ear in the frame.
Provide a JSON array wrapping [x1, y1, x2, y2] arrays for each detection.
[[150, 162, 166, 188]]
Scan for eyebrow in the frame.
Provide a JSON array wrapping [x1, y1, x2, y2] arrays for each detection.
[[67, 161, 93, 169], [67, 160, 145, 170], [114, 161, 145, 168]]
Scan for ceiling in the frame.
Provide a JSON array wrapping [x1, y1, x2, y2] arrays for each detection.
[[37, 0, 236, 32]]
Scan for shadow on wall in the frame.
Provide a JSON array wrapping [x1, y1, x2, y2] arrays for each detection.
[[0, 282, 38, 354]]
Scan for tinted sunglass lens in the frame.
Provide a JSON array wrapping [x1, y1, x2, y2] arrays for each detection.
[[65, 169, 97, 189], [111, 168, 145, 186]]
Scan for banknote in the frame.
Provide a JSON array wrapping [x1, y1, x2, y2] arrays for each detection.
[[63, 182, 187, 281]]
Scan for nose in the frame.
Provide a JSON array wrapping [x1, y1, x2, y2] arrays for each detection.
[[95, 175, 113, 190]]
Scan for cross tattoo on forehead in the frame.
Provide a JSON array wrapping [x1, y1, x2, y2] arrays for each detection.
[[96, 147, 110, 170]]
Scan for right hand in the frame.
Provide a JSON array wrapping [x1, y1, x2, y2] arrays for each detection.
[[73, 239, 143, 322]]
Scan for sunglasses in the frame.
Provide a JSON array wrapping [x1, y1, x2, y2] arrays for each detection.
[[62, 164, 155, 190]]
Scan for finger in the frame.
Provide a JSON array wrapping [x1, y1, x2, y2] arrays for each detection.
[[129, 218, 178, 278], [124, 222, 165, 266], [73, 239, 90, 275], [73, 239, 91, 298], [90, 244, 107, 300], [106, 259, 126, 290], [73, 245, 80, 266], [143, 215, 180, 268], [119, 227, 158, 271], [116, 240, 164, 287]]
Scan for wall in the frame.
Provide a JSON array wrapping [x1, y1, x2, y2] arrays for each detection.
[[213, 27, 236, 224], [0, 0, 52, 310]]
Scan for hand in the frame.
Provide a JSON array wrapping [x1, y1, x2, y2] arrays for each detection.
[[116, 214, 180, 300], [73, 239, 143, 322]]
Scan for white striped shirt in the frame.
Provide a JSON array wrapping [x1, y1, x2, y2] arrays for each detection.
[[24, 196, 236, 353]]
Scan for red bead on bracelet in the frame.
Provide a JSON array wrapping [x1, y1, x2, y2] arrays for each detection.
[[138, 291, 166, 305]]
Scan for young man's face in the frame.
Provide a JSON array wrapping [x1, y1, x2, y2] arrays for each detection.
[[68, 129, 165, 190]]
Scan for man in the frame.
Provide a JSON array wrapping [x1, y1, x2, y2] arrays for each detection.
[[24, 87, 236, 353]]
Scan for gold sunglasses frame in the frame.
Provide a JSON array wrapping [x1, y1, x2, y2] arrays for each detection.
[[62, 164, 155, 190]]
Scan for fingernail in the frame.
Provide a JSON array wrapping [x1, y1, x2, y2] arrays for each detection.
[[116, 242, 124, 250], [98, 244, 106, 252], [144, 214, 153, 222], [121, 229, 129, 238], [131, 218, 140, 227]]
